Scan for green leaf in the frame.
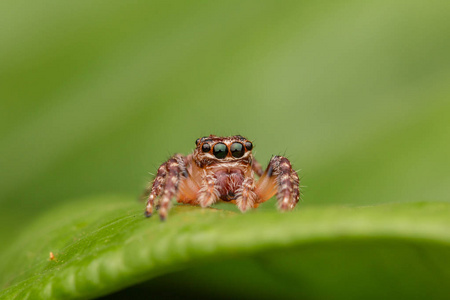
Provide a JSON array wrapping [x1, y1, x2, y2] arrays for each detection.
[[1, 0, 450, 299], [1, 197, 449, 299]]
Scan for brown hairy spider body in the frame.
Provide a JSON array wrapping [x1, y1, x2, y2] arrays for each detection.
[[145, 135, 300, 220]]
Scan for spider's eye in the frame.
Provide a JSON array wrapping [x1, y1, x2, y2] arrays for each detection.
[[202, 143, 211, 152], [196, 138, 201, 146], [213, 143, 228, 159], [230, 142, 245, 158], [245, 141, 253, 151]]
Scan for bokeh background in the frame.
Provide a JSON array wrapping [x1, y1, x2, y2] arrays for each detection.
[[1, 0, 449, 255]]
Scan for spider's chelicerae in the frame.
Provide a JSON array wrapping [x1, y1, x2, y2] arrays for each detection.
[[145, 135, 301, 220]]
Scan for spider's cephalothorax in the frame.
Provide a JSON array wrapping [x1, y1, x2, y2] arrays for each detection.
[[145, 135, 300, 220]]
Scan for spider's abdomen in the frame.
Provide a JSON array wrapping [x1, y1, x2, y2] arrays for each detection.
[[214, 169, 245, 202]]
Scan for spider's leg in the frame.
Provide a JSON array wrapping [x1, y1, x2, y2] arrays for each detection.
[[252, 157, 264, 177], [291, 170, 301, 205], [145, 154, 189, 220], [157, 156, 183, 221], [236, 177, 257, 212], [198, 174, 218, 208], [255, 156, 300, 210], [145, 163, 168, 217]]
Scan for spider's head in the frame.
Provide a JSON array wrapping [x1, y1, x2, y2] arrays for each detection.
[[193, 135, 253, 167]]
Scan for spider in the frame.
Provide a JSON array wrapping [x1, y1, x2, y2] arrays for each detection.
[[145, 135, 300, 220]]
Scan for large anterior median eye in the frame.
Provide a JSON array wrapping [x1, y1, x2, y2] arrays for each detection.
[[230, 142, 244, 158], [213, 143, 228, 159]]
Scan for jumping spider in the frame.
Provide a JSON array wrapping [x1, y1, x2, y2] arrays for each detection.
[[145, 135, 300, 220]]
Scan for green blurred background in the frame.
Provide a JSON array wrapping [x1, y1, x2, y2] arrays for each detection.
[[1, 0, 449, 252]]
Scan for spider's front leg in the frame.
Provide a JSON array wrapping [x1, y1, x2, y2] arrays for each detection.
[[145, 154, 187, 221], [255, 156, 300, 210]]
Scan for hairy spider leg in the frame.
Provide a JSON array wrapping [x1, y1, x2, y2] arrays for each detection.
[[146, 154, 191, 220], [275, 156, 298, 210], [255, 156, 300, 210], [145, 163, 168, 217], [291, 171, 301, 205], [157, 157, 182, 221]]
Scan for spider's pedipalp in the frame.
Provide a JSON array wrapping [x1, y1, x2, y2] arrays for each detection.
[[236, 177, 257, 212], [198, 174, 218, 208]]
